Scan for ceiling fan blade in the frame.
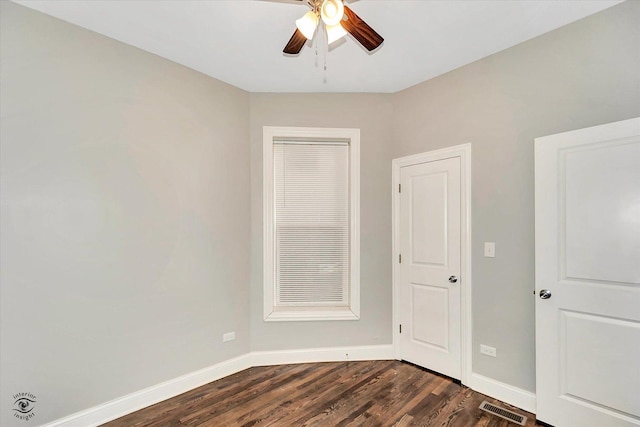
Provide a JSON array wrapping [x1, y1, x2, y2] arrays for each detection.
[[340, 5, 383, 51], [283, 28, 307, 55]]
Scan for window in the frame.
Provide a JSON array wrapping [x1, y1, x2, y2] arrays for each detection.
[[263, 127, 360, 321]]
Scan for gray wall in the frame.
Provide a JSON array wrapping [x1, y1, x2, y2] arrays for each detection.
[[249, 93, 394, 350], [392, 0, 640, 392], [0, 2, 250, 425], [2, 0, 639, 425]]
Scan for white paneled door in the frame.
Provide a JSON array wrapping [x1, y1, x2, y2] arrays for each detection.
[[398, 157, 461, 379], [535, 117, 640, 427]]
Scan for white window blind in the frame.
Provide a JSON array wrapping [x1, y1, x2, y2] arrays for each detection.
[[274, 141, 350, 307]]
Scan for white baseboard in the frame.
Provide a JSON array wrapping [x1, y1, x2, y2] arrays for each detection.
[[250, 344, 394, 366], [41, 346, 535, 426], [40, 345, 393, 427], [40, 354, 253, 427], [467, 373, 536, 414]]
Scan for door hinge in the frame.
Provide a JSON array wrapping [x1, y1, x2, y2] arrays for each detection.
[[399, 254, 402, 263], [399, 324, 402, 334], [399, 184, 401, 193]]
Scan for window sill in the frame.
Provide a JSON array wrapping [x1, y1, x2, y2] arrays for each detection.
[[264, 307, 360, 322]]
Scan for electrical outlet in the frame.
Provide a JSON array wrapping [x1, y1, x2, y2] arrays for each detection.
[[480, 344, 497, 357], [484, 242, 496, 258], [222, 332, 235, 343]]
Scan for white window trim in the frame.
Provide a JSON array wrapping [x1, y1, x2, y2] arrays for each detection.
[[263, 126, 360, 322]]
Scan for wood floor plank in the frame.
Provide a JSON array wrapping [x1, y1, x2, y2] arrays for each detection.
[[183, 364, 316, 425], [302, 365, 398, 427], [222, 363, 350, 426], [370, 364, 440, 425], [102, 360, 538, 427], [258, 361, 392, 427], [276, 361, 395, 426]]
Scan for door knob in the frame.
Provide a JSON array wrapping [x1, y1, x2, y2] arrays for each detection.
[[539, 289, 552, 299], [448, 276, 458, 283]]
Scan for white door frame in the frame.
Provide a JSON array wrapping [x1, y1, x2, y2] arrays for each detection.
[[392, 143, 472, 385]]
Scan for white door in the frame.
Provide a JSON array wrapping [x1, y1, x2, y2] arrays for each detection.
[[398, 156, 461, 379], [535, 117, 640, 427]]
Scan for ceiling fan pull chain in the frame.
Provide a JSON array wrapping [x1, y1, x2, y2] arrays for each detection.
[[314, 25, 319, 69], [323, 25, 328, 74], [318, 21, 328, 78]]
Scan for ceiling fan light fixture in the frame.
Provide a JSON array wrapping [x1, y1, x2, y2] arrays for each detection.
[[326, 23, 347, 44], [320, 0, 344, 26], [296, 11, 319, 40], [283, 0, 383, 55]]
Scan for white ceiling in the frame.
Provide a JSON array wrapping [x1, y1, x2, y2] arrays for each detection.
[[15, 0, 623, 93]]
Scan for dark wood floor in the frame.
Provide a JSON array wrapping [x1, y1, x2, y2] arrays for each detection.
[[103, 360, 537, 426]]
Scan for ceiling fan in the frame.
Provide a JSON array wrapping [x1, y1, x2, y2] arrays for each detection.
[[281, 0, 384, 55]]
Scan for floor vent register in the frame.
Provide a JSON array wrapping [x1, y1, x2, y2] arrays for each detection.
[[479, 400, 527, 425]]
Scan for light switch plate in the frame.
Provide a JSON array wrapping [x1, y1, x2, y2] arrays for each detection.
[[484, 242, 495, 258]]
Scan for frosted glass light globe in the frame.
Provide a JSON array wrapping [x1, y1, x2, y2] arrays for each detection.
[[320, 0, 344, 26]]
